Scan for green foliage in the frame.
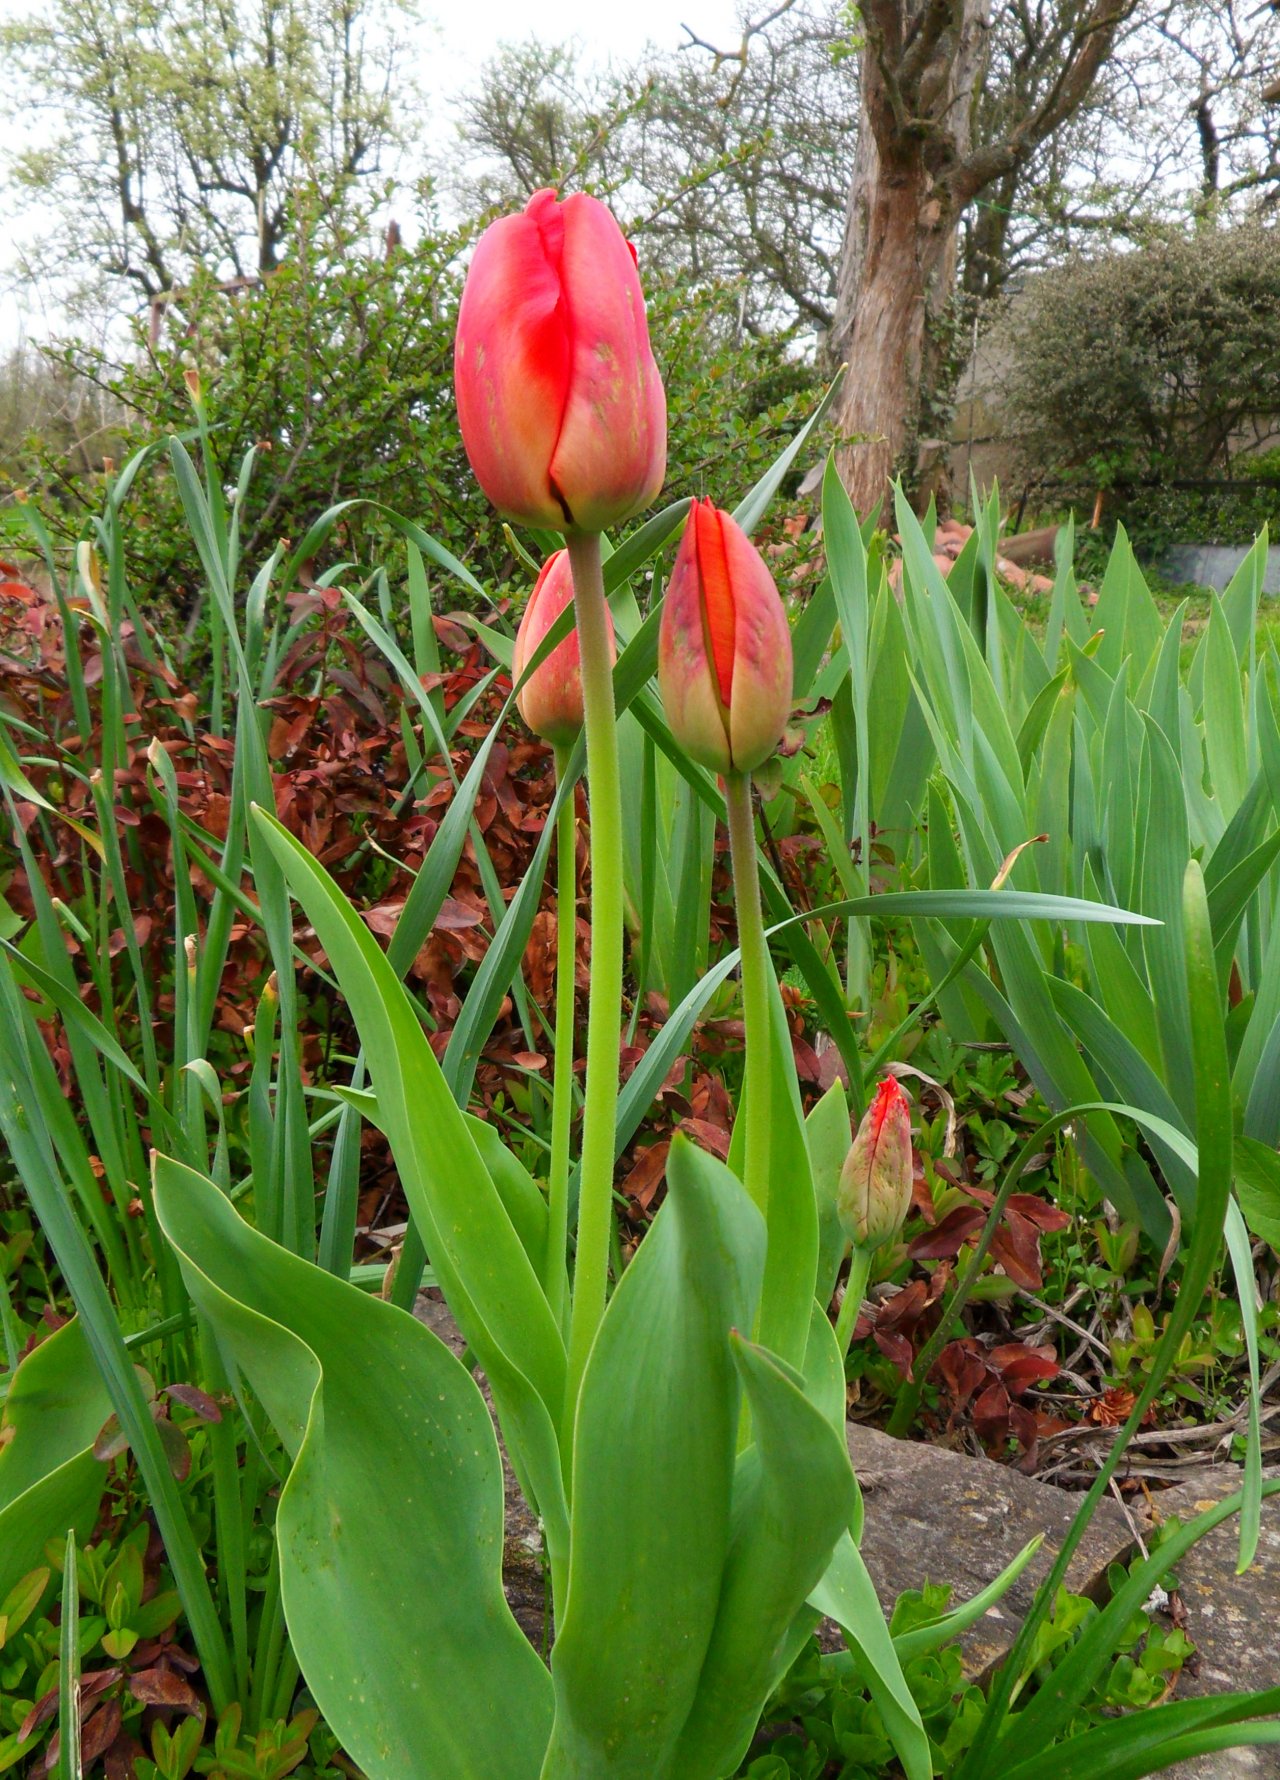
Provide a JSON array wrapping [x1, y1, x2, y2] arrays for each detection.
[[0, 0, 413, 307], [1005, 225, 1280, 500], [737, 1535, 1197, 1779], [2, 389, 1279, 1780], [21, 203, 820, 624]]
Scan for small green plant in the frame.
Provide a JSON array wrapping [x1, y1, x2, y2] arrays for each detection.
[[739, 1534, 1197, 1778]]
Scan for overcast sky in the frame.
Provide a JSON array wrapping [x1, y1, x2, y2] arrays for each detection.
[[2, 0, 746, 342]]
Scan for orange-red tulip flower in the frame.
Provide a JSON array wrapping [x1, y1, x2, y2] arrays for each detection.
[[454, 189, 667, 533], [657, 497, 793, 776], [511, 549, 615, 746]]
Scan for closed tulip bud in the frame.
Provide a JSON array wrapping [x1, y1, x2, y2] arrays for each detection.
[[657, 497, 793, 777], [454, 188, 667, 533], [511, 550, 614, 746], [837, 1077, 913, 1253]]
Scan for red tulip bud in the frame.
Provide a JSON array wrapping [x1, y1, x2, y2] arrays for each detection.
[[657, 497, 793, 776], [837, 1078, 913, 1252], [454, 189, 667, 533], [511, 550, 615, 746]]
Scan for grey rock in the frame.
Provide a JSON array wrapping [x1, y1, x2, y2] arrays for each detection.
[[1141, 1470, 1280, 1779], [846, 1421, 1136, 1674], [844, 1427, 1279, 1777]]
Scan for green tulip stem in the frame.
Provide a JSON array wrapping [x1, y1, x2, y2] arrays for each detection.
[[546, 743, 578, 1330], [834, 1243, 872, 1361], [724, 769, 772, 1221], [562, 530, 625, 1439]]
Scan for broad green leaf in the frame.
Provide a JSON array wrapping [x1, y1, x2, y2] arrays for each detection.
[[668, 1336, 857, 1779], [1081, 874, 1163, 1076], [1235, 1135, 1280, 1249], [802, 1298, 849, 1440], [544, 1137, 764, 1779], [792, 574, 837, 699], [465, 1115, 553, 1283], [869, 574, 932, 836], [1202, 593, 1248, 815], [153, 1155, 552, 1780], [250, 807, 568, 1532], [1047, 977, 1195, 1212], [1139, 716, 1194, 1111], [0, 1322, 111, 1601]]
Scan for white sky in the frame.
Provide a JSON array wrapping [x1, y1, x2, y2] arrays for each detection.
[[424, 0, 745, 193], [433, 0, 743, 77], [1, 0, 746, 344]]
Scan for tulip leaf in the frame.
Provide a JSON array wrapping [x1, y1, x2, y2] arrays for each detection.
[[327, 1085, 556, 1291], [152, 1153, 553, 1780], [250, 807, 569, 1532], [806, 1080, 852, 1317], [732, 369, 844, 538], [727, 973, 818, 1371], [809, 1533, 932, 1780], [543, 1136, 764, 1780], [668, 1335, 858, 1779], [0, 1320, 112, 1601]]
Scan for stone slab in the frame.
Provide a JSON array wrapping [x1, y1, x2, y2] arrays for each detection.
[[1160, 544, 1280, 596], [1143, 1470, 1280, 1779], [847, 1421, 1137, 1674], [847, 1428, 1280, 1777]]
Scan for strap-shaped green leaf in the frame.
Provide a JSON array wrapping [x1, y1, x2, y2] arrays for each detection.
[[543, 1137, 764, 1779], [1001, 1689, 1280, 1780], [669, 1334, 857, 1779], [153, 1154, 553, 1780]]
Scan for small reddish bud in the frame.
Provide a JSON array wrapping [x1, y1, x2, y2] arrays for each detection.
[[837, 1077, 913, 1252], [511, 550, 615, 746], [657, 497, 793, 776]]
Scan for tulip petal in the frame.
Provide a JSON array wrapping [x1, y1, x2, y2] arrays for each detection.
[[722, 514, 793, 775], [512, 549, 614, 746], [454, 198, 571, 529], [548, 194, 667, 532], [694, 499, 736, 710], [659, 514, 734, 776]]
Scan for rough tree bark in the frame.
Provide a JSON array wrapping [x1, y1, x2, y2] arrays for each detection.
[[830, 0, 1141, 516]]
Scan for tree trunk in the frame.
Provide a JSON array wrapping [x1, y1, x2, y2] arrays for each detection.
[[831, 139, 953, 517], [829, 0, 987, 517]]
